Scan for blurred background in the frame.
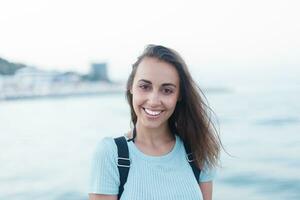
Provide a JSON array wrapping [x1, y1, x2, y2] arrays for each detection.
[[0, 0, 299, 199]]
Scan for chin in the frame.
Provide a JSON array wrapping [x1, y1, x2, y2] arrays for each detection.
[[139, 118, 167, 130]]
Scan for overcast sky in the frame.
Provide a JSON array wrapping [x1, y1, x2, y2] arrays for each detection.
[[0, 0, 299, 80]]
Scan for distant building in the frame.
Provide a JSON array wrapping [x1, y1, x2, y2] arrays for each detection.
[[53, 71, 81, 83], [90, 63, 109, 81], [14, 67, 59, 89]]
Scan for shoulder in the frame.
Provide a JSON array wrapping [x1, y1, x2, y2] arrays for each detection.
[[89, 137, 120, 194], [92, 137, 118, 161], [199, 163, 217, 183], [175, 134, 218, 182]]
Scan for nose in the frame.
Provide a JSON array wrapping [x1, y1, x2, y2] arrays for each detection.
[[147, 91, 161, 107]]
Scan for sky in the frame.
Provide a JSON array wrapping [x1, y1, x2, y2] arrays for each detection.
[[0, 0, 299, 81]]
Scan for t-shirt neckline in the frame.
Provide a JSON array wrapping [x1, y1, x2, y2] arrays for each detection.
[[125, 134, 180, 162]]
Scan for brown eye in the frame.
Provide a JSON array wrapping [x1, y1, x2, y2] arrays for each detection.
[[162, 88, 174, 94], [139, 84, 150, 90]]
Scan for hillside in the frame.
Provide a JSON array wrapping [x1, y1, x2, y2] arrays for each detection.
[[0, 57, 27, 75]]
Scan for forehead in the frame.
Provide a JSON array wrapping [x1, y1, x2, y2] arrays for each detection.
[[134, 57, 179, 85]]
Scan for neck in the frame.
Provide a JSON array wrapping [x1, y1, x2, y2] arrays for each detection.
[[134, 121, 175, 145]]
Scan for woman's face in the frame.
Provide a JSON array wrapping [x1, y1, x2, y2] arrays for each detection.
[[131, 57, 180, 130]]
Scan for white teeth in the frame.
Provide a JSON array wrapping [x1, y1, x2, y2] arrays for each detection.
[[144, 108, 162, 116]]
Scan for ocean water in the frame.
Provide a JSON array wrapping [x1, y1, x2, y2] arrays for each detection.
[[0, 68, 299, 200]]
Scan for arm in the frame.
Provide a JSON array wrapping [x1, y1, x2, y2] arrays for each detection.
[[199, 181, 213, 200], [89, 194, 118, 200]]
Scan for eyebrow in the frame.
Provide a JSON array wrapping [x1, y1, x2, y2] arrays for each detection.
[[138, 79, 177, 88]]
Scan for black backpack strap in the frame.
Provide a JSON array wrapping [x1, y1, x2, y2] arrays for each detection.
[[183, 142, 201, 183], [114, 136, 131, 199]]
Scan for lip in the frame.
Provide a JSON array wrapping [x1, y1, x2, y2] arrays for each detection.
[[142, 107, 164, 119]]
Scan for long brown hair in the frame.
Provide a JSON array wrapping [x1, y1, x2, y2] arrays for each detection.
[[126, 44, 221, 169]]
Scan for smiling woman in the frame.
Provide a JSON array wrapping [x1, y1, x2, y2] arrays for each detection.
[[130, 57, 180, 129], [89, 45, 222, 200]]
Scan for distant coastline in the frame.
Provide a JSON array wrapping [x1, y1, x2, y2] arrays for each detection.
[[0, 57, 232, 102], [0, 57, 124, 101], [0, 81, 125, 101]]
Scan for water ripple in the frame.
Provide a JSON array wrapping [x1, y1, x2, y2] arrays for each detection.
[[254, 117, 299, 126], [220, 173, 300, 199]]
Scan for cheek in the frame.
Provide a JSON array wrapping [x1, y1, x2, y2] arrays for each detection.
[[132, 91, 145, 109], [165, 97, 179, 110]]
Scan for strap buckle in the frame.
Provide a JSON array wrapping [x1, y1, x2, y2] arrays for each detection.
[[186, 153, 194, 162], [117, 157, 131, 168]]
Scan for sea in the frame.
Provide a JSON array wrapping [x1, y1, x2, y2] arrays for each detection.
[[0, 67, 299, 200]]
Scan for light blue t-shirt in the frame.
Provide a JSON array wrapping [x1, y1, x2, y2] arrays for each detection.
[[89, 134, 216, 200]]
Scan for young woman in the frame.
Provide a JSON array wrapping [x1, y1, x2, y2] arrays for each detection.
[[89, 45, 221, 200]]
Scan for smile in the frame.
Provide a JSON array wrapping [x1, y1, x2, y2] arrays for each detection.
[[143, 108, 163, 116]]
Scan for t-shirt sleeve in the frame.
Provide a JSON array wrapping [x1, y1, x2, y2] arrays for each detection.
[[199, 164, 217, 183], [89, 137, 120, 194]]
